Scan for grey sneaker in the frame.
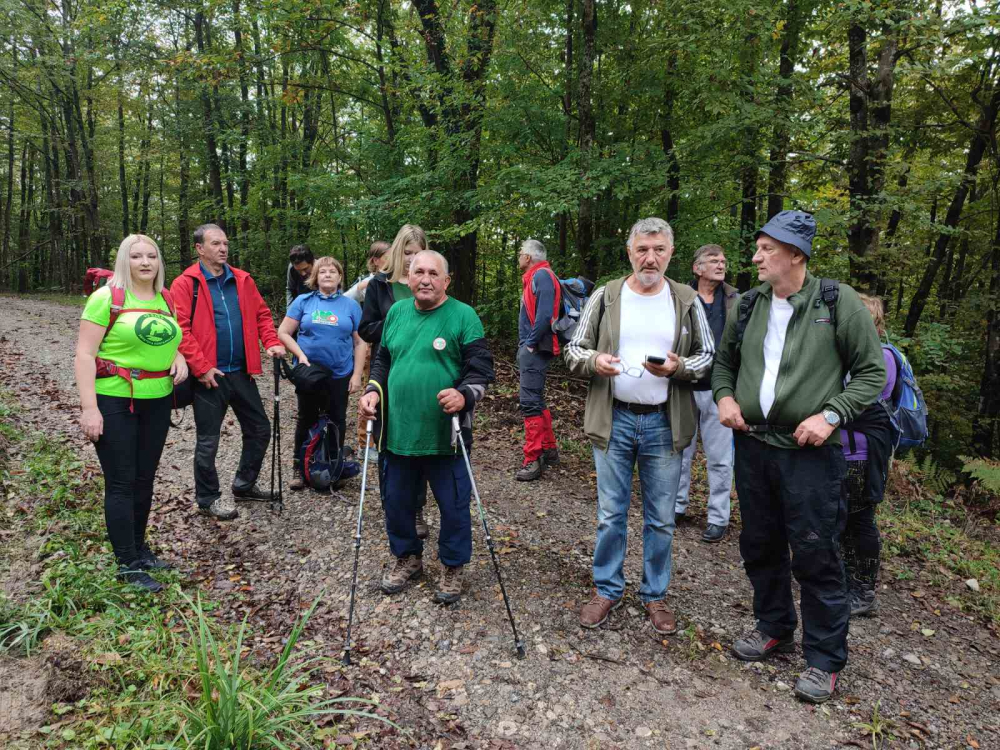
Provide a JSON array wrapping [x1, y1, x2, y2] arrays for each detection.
[[731, 629, 795, 662], [381, 555, 423, 594], [515, 459, 544, 482], [849, 587, 879, 617], [793, 667, 838, 704], [198, 497, 239, 521], [415, 508, 429, 540], [434, 564, 464, 604]]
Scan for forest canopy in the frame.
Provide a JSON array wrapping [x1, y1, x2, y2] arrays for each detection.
[[0, 0, 998, 459]]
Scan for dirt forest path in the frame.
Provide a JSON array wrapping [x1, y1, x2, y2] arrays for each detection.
[[1, 294, 998, 750]]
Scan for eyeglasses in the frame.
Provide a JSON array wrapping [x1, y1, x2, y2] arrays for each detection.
[[617, 358, 644, 378]]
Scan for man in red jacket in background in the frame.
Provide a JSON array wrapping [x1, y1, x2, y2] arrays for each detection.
[[171, 224, 285, 520]]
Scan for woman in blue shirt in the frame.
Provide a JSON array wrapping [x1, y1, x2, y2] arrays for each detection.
[[278, 257, 365, 489]]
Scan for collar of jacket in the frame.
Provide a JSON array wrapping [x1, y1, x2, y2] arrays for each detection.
[[754, 271, 817, 305], [199, 261, 234, 284], [521, 260, 554, 288]]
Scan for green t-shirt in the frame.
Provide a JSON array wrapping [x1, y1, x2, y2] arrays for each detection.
[[391, 281, 413, 302], [381, 297, 484, 455], [81, 287, 182, 399]]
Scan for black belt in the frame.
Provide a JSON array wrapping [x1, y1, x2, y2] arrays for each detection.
[[745, 424, 795, 434], [613, 399, 667, 415]]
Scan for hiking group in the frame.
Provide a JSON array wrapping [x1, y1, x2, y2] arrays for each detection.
[[74, 209, 923, 706]]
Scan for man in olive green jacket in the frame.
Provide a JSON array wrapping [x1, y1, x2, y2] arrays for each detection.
[[712, 210, 885, 705], [565, 217, 714, 636]]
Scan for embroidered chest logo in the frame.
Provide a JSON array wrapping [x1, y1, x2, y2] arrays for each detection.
[[135, 314, 179, 346], [312, 310, 340, 326]]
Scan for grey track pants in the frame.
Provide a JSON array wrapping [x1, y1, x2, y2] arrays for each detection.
[[674, 388, 733, 527]]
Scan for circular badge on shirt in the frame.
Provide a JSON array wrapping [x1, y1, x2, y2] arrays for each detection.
[[432, 337, 447, 351], [134, 313, 179, 346]]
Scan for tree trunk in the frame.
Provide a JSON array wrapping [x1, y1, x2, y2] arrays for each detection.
[[117, 92, 129, 237], [736, 29, 760, 291], [904, 86, 1000, 337], [577, 0, 597, 278], [766, 0, 804, 220], [194, 10, 227, 230], [972, 213, 1000, 457], [661, 53, 680, 226]]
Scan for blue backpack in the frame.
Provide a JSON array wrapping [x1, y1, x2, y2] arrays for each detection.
[[297, 416, 361, 491], [550, 277, 595, 344], [881, 342, 929, 454]]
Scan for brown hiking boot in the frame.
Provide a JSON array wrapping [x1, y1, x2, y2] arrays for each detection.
[[434, 564, 464, 604], [415, 508, 429, 539], [380, 554, 423, 594], [579, 593, 622, 628], [289, 462, 306, 491], [645, 600, 677, 635]]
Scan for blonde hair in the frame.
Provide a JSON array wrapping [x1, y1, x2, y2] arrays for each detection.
[[858, 293, 886, 337], [111, 234, 165, 293], [306, 256, 345, 291], [381, 224, 428, 283]]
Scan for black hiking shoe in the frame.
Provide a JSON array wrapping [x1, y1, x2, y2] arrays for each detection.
[[137, 543, 174, 571], [232, 483, 277, 501], [794, 667, 838, 704], [542, 447, 560, 467], [701, 524, 727, 543], [674, 512, 687, 526], [117, 567, 164, 593], [849, 586, 879, 617], [731, 629, 795, 662]]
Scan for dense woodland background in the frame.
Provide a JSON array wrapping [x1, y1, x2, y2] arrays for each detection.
[[0, 0, 998, 462]]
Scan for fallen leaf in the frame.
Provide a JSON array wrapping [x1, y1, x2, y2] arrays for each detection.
[[921, 628, 935, 637], [967, 736, 979, 749], [911, 590, 925, 598]]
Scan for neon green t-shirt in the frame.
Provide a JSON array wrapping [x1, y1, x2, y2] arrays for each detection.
[[381, 297, 484, 455], [81, 287, 182, 399]]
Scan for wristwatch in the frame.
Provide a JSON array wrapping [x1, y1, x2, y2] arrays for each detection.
[[822, 409, 841, 427]]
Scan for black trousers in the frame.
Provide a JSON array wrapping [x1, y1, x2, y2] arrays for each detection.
[[94, 394, 172, 566], [843, 459, 881, 589], [293, 375, 350, 459], [734, 432, 849, 673], [192, 371, 270, 507]]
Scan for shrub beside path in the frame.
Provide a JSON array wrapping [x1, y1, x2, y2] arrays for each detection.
[[1, 294, 998, 749]]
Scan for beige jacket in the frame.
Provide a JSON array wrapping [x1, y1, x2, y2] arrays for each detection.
[[564, 276, 715, 452]]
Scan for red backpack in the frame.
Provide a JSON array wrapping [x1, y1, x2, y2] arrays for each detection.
[[83, 268, 114, 296], [95, 286, 178, 411]]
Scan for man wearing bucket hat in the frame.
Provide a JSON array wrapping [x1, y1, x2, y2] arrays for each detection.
[[711, 210, 885, 704]]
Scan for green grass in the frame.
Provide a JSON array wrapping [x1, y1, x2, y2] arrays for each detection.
[[0, 388, 387, 748], [0, 291, 87, 307], [880, 466, 1000, 625]]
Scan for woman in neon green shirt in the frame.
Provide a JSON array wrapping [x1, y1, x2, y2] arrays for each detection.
[[74, 235, 188, 593]]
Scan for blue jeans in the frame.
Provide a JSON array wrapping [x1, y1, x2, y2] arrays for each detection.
[[592, 407, 682, 604]]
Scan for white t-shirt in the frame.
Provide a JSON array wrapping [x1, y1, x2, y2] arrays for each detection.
[[759, 296, 794, 419], [613, 282, 675, 405]]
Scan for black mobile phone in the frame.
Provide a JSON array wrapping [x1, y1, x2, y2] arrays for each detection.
[[645, 355, 666, 365]]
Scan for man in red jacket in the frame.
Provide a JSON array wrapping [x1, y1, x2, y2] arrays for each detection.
[[171, 224, 285, 520]]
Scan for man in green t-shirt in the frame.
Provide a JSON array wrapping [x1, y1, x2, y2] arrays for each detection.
[[359, 250, 495, 604]]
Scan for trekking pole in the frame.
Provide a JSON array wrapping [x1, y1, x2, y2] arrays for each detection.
[[343, 418, 373, 666], [452, 414, 526, 659], [269, 358, 284, 514]]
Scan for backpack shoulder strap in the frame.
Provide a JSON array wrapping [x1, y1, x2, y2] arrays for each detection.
[[735, 288, 762, 347], [107, 286, 127, 334], [819, 278, 839, 326], [159, 288, 176, 318]]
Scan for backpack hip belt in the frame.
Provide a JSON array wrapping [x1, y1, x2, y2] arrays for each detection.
[[95, 359, 172, 412]]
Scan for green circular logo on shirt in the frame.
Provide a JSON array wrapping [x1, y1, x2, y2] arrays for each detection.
[[135, 314, 179, 346]]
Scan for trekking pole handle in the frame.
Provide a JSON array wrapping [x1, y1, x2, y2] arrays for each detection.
[[366, 419, 373, 434]]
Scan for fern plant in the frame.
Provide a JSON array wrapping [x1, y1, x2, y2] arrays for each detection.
[[916, 455, 955, 496], [960, 456, 1000, 496]]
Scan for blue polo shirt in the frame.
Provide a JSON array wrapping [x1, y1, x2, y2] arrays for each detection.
[[287, 290, 362, 378], [200, 262, 245, 373]]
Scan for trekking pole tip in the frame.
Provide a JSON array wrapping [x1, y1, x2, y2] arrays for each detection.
[[515, 642, 526, 659], [342, 652, 351, 666]]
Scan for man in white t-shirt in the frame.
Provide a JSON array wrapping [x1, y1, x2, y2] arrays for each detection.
[[565, 218, 715, 636]]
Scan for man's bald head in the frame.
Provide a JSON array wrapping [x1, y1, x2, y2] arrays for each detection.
[[409, 249, 451, 310], [411, 249, 449, 275]]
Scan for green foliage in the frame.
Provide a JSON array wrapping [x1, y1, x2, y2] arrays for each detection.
[[913, 455, 955, 497], [960, 456, 1000, 497], [175, 594, 391, 750], [852, 701, 897, 750]]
